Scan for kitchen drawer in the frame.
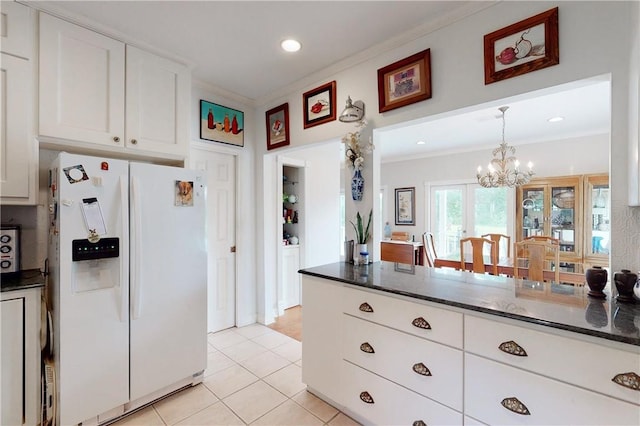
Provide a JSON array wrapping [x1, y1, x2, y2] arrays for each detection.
[[465, 315, 640, 405], [342, 361, 462, 426], [343, 314, 463, 411], [465, 354, 640, 425], [343, 286, 463, 348]]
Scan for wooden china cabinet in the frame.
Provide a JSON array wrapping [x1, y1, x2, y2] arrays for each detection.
[[516, 174, 610, 274]]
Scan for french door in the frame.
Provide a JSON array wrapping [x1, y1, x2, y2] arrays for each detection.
[[429, 183, 513, 258]]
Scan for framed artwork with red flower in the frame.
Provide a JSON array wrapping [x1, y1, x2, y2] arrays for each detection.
[[266, 103, 290, 150], [302, 81, 336, 129], [484, 7, 559, 84]]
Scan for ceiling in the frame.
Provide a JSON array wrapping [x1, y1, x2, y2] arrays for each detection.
[[32, 1, 490, 103], [28, 1, 610, 160]]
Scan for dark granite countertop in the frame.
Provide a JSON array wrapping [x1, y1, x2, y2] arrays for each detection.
[[1, 269, 45, 293], [299, 262, 640, 347]]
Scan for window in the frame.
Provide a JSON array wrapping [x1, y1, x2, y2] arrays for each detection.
[[429, 183, 513, 257]]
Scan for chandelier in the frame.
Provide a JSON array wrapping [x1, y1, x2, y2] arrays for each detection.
[[476, 106, 534, 188]]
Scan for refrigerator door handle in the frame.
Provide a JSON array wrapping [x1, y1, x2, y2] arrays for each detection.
[[120, 175, 129, 323], [131, 175, 143, 320]]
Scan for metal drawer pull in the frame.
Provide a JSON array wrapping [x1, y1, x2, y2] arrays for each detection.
[[412, 362, 432, 376], [498, 340, 528, 357], [501, 397, 531, 415], [360, 342, 375, 353], [359, 302, 374, 313], [359, 391, 374, 404], [411, 317, 431, 329], [412, 421, 427, 426], [612, 372, 640, 391]]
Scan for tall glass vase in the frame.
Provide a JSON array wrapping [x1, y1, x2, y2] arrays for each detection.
[[351, 169, 364, 201]]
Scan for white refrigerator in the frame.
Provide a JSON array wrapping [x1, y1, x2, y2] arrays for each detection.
[[48, 152, 207, 425]]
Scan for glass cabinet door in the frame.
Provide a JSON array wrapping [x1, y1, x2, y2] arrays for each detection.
[[550, 184, 577, 255], [584, 174, 610, 263], [520, 186, 545, 241]]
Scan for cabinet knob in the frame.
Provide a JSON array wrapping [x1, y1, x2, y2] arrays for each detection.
[[113, 136, 120, 143], [130, 139, 138, 145], [359, 342, 375, 354], [359, 391, 374, 404], [500, 397, 531, 415], [411, 317, 431, 330], [358, 302, 373, 313], [412, 362, 432, 376], [612, 372, 640, 391], [498, 340, 528, 357]]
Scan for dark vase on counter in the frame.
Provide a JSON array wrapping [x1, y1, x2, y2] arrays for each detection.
[[613, 269, 637, 303], [585, 266, 608, 299]]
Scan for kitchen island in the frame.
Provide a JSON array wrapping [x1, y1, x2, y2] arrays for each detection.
[[299, 262, 640, 425]]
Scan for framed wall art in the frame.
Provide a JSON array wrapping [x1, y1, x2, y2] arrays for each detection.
[[395, 187, 415, 226], [484, 7, 559, 84], [303, 80, 336, 129], [200, 100, 244, 147], [377, 49, 431, 113], [265, 103, 290, 150]]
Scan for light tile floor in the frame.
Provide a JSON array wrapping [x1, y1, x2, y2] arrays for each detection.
[[111, 324, 360, 426]]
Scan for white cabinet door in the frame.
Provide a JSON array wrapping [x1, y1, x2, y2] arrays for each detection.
[[281, 246, 300, 311], [1, 53, 35, 203], [39, 13, 125, 147], [126, 46, 189, 156], [0, 1, 31, 59], [1, 298, 24, 426]]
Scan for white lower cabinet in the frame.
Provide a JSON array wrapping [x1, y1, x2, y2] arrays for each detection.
[[465, 353, 640, 425], [302, 276, 640, 426], [1, 298, 24, 426], [343, 314, 463, 411], [1, 288, 42, 426], [343, 361, 462, 425]]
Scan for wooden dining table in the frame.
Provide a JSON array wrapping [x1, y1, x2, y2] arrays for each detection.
[[434, 254, 586, 286]]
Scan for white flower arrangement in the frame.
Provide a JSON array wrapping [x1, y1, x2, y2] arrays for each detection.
[[342, 119, 374, 170]]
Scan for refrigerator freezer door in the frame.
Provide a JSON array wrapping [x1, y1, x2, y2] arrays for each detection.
[[129, 162, 207, 400], [53, 153, 130, 425]]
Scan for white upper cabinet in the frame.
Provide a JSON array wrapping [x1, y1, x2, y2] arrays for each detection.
[[1, 1, 32, 58], [38, 12, 189, 161], [1, 2, 36, 205], [126, 46, 189, 156]]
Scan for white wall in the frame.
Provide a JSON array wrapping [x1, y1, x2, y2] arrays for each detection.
[[381, 134, 609, 236], [254, 1, 640, 302]]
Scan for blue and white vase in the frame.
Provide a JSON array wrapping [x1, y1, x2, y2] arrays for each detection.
[[351, 169, 364, 201]]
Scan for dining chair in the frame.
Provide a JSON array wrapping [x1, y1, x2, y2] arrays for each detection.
[[459, 237, 498, 275], [514, 239, 560, 282], [481, 233, 511, 260], [524, 235, 560, 246], [380, 241, 415, 265], [422, 232, 438, 267]]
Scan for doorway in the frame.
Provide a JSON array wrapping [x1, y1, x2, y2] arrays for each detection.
[[190, 148, 237, 333]]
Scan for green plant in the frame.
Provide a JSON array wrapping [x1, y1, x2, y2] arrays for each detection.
[[350, 209, 372, 244]]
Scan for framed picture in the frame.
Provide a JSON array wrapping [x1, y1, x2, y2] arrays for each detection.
[[395, 187, 415, 226], [484, 7, 559, 85], [377, 49, 431, 113], [200, 100, 244, 147], [303, 81, 336, 129], [265, 103, 290, 150]]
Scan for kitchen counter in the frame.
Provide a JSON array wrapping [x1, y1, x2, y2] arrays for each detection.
[[299, 262, 640, 346], [1, 269, 45, 292]]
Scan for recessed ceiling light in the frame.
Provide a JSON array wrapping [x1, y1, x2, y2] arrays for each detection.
[[281, 39, 301, 52], [417, 140, 426, 145], [548, 116, 564, 122]]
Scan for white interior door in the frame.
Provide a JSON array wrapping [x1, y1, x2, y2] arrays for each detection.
[[190, 148, 236, 333]]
